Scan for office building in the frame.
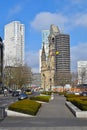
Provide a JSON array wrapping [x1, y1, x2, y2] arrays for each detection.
[[32, 73, 41, 87], [4, 21, 25, 67], [78, 61, 87, 84]]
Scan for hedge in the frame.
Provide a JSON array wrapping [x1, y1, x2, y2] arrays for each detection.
[[58, 92, 66, 95], [64, 94, 81, 98], [8, 99, 41, 115], [41, 91, 52, 95], [66, 95, 87, 111]]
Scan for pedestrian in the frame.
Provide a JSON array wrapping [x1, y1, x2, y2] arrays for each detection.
[[4, 89, 8, 96]]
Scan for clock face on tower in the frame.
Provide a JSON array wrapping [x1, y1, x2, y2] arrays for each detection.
[[50, 50, 60, 56], [56, 51, 60, 55]]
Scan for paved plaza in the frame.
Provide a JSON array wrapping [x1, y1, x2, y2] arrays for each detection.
[[0, 94, 87, 130]]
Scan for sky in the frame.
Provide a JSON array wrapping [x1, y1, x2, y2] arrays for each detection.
[[0, 0, 87, 73]]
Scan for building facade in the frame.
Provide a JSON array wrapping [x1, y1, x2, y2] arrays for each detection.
[[78, 61, 87, 84], [4, 21, 25, 67], [0, 37, 4, 86], [32, 73, 41, 87], [41, 25, 70, 90]]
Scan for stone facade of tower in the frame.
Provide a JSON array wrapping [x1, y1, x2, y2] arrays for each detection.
[[41, 25, 70, 90], [41, 25, 57, 90]]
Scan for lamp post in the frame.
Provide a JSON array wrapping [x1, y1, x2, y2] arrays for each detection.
[[0, 37, 4, 89], [50, 78, 52, 91], [43, 74, 45, 91]]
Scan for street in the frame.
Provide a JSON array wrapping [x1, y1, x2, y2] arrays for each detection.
[[0, 91, 40, 108], [0, 94, 18, 108]]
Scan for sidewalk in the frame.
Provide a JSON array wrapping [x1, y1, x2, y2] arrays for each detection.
[[0, 94, 87, 129], [37, 94, 74, 118]]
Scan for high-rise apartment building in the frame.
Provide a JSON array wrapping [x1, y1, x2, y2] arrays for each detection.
[[41, 25, 70, 90], [4, 21, 25, 67]]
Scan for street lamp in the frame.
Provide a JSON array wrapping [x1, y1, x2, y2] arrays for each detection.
[[50, 78, 52, 91], [43, 74, 45, 91], [0, 37, 4, 89]]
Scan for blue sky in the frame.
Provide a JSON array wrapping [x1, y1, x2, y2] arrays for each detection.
[[0, 0, 87, 73]]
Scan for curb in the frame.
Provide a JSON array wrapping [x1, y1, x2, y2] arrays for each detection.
[[5, 109, 34, 117], [65, 101, 87, 118]]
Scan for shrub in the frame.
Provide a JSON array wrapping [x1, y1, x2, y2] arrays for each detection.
[[65, 94, 80, 98], [8, 99, 41, 115], [71, 99, 87, 111], [66, 95, 87, 111], [30, 95, 51, 102], [58, 92, 65, 95], [41, 91, 52, 95]]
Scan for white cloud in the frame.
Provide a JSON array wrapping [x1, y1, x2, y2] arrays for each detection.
[[73, 13, 87, 27], [30, 11, 87, 32], [29, 12, 87, 73], [25, 51, 39, 73], [30, 12, 68, 31], [71, 43, 87, 72]]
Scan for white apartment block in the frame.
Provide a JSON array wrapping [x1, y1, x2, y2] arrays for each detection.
[[4, 21, 25, 67], [78, 61, 87, 84]]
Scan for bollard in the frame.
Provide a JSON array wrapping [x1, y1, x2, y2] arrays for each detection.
[[0, 106, 5, 119]]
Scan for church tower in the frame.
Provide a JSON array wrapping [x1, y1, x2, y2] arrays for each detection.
[[41, 44, 46, 71], [41, 24, 70, 91], [41, 45, 47, 90], [48, 36, 56, 88]]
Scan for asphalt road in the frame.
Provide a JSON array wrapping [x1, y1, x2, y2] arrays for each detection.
[[0, 92, 39, 107], [0, 94, 18, 108]]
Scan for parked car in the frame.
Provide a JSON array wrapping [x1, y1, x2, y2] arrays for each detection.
[[81, 91, 87, 96], [74, 92, 80, 95], [18, 93, 28, 100], [25, 89, 32, 95], [8, 89, 13, 94], [12, 91, 20, 97]]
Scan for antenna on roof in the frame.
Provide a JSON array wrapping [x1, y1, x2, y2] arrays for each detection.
[[61, 28, 64, 34]]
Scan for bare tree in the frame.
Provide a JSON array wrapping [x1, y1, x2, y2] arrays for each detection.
[[79, 67, 86, 84], [56, 72, 71, 91], [14, 65, 32, 89], [4, 65, 33, 89], [4, 66, 14, 88], [71, 72, 78, 87]]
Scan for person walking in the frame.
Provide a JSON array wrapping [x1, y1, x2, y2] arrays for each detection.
[[4, 89, 8, 96]]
